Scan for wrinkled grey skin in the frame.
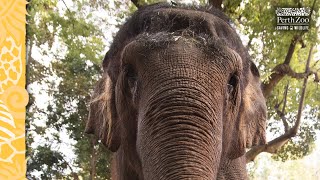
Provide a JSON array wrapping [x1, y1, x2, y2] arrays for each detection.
[[85, 3, 267, 180]]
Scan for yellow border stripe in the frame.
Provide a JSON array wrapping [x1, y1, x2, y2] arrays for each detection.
[[0, 0, 27, 179]]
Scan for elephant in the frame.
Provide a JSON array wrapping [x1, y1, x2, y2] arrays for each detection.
[[85, 3, 267, 180]]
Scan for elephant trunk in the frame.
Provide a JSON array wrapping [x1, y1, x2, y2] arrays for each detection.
[[137, 78, 224, 179]]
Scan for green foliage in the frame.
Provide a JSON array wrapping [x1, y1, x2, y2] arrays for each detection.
[[224, 0, 320, 161], [26, 0, 127, 178], [27, 145, 69, 179]]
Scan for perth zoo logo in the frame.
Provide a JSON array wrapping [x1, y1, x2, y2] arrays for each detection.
[[275, 7, 310, 31]]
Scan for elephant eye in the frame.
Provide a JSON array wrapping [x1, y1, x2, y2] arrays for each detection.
[[124, 64, 135, 77], [227, 73, 238, 95], [124, 64, 137, 92]]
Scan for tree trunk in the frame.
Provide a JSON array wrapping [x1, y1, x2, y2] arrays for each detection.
[[89, 137, 98, 180], [209, 0, 223, 9]]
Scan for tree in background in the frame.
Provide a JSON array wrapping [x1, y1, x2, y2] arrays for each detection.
[[26, 0, 320, 179], [26, 0, 123, 179]]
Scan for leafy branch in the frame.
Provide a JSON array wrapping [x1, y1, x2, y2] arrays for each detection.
[[61, 0, 71, 14], [274, 83, 290, 132], [246, 45, 315, 163], [131, 0, 141, 8], [262, 0, 317, 98], [61, 156, 79, 180]]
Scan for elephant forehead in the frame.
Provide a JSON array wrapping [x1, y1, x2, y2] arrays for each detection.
[[106, 5, 247, 61], [139, 8, 231, 39], [125, 35, 243, 72]]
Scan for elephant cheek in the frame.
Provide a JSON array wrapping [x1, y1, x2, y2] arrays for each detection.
[[245, 108, 267, 148], [251, 117, 267, 147]]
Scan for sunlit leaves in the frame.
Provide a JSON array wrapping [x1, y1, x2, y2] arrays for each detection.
[[26, 0, 112, 179], [224, 0, 320, 161]]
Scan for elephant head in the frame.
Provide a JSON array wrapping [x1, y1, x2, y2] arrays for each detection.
[[85, 3, 266, 180]]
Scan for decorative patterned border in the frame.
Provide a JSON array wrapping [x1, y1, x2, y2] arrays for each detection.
[[0, 0, 27, 179]]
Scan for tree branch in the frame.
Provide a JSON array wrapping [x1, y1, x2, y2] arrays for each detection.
[[285, 35, 302, 64], [274, 63, 318, 80], [61, 155, 79, 180], [209, 0, 223, 9], [274, 83, 289, 132], [131, 0, 141, 8], [246, 35, 253, 50], [61, 0, 71, 14], [262, 35, 300, 98], [89, 136, 98, 180], [281, 83, 288, 114], [263, 62, 319, 97], [246, 45, 314, 163], [311, 59, 320, 68], [261, 0, 317, 97], [26, 39, 33, 88], [293, 45, 313, 130]]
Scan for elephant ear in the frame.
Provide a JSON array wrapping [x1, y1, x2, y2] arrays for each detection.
[[228, 61, 267, 159], [242, 62, 267, 148], [85, 74, 121, 152]]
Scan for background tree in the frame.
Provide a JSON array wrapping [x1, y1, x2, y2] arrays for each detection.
[[26, 0, 128, 179], [218, 0, 320, 162], [26, 0, 320, 179]]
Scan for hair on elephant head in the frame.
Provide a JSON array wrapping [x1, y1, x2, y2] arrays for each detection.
[[85, 3, 267, 180]]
